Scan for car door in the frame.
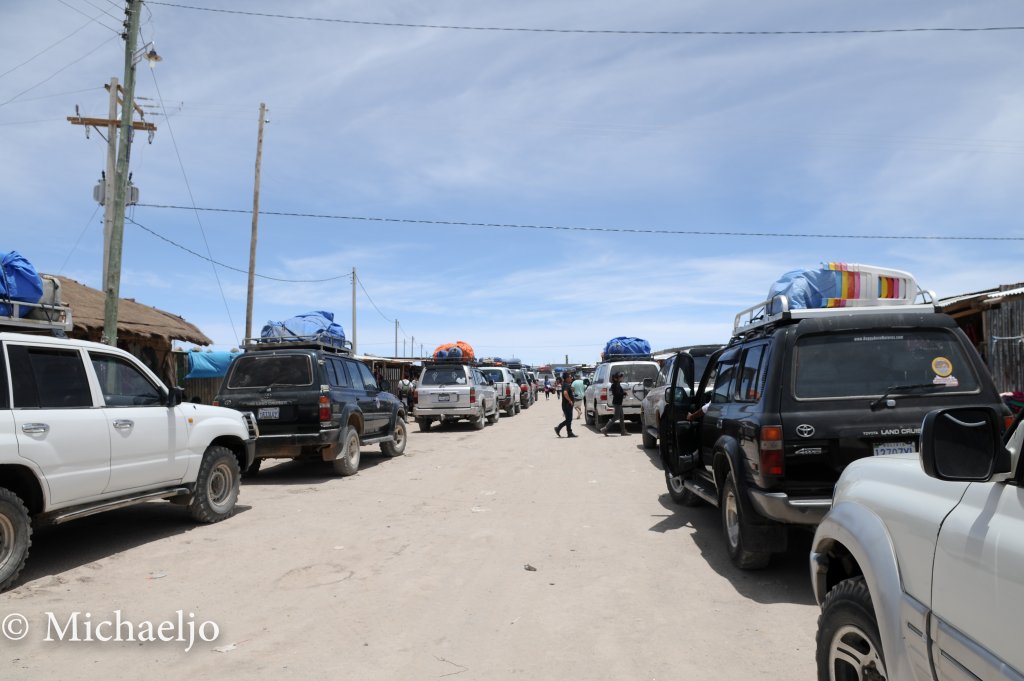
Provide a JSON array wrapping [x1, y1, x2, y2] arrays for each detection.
[[930, 470, 1024, 678], [349, 360, 388, 435], [701, 350, 740, 468], [661, 352, 696, 458], [7, 343, 111, 505], [89, 350, 189, 491]]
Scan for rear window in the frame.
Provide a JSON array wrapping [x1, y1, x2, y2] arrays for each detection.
[[226, 354, 313, 389], [479, 369, 505, 382], [611, 363, 659, 383], [793, 330, 980, 399], [421, 366, 468, 385]]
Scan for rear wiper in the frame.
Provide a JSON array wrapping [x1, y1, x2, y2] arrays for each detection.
[[869, 383, 939, 410]]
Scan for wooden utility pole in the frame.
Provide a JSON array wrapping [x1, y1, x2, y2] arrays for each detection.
[[351, 267, 357, 354], [394, 319, 398, 357], [244, 102, 268, 341], [101, 77, 118, 285]]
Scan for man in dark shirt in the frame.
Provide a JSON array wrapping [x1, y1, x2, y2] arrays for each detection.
[[554, 372, 578, 438], [601, 371, 627, 436]]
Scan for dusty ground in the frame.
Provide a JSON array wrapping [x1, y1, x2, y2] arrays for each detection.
[[1, 396, 819, 680]]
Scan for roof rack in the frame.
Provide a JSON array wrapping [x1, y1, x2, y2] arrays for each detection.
[[734, 292, 938, 336], [242, 336, 352, 354], [429, 356, 478, 365], [0, 300, 73, 335], [602, 354, 654, 362]]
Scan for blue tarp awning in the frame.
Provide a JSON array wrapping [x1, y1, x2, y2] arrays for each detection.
[[185, 351, 241, 379]]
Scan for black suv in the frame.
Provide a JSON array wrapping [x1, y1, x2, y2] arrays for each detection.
[[214, 339, 407, 476], [658, 297, 1008, 569]]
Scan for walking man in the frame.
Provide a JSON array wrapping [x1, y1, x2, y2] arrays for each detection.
[[601, 371, 628, 436], [554, 372, 577, 438], [397, 371, 415, 420], [571, 374, 586, 419]]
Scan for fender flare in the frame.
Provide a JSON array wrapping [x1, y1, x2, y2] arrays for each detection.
[[337, 405, 363, 438], [811, 500, 912, 681]]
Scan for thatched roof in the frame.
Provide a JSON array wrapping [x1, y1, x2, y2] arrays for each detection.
[[51, 275, 212, 345]]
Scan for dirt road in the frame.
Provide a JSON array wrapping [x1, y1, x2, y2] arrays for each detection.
[[1, 397, 819, 680]]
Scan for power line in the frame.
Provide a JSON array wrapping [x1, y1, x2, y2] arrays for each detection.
[[55, 0, 122, 34], [356, 274, 395, 324], [0, 34, 119, 107], [135, 204, 1024, 241], [0, 16, 107, 81], [126, 215, 353, 282], [144, 2, 1024, 36]]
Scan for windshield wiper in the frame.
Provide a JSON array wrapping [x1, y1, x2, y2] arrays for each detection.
[[869, 383, 939, 410]]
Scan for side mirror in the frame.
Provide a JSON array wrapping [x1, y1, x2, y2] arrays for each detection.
[[643, 378, 654, 388], [166, 385, 184, 407], [920, 406, 1010, 481]]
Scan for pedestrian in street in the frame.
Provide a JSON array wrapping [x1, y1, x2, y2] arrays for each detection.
[[601, 371, 628, 436], [571, 374, 586, 419], [544, 376, 552, 399], [397, 371, 415, 420], [554, 372, 577, 438]]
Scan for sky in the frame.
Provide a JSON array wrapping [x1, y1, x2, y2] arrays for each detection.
[[2, 0, 1023, 366]]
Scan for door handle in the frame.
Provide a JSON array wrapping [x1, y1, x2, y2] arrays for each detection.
[[113, 419, 134, 430], [21, 423, 49, 434]]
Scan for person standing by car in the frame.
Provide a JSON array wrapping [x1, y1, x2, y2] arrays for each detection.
[[544, 376, 552, 400], [554, 372, 578, 438], [601, 371, 627, 436], [571, 374, 586, 419], [398, 371, 415, 419]]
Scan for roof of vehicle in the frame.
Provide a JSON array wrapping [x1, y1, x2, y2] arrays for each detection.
[[0, 331, 133, 354]]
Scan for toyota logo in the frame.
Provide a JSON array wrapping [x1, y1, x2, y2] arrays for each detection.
[[796, 424, 815, 438]]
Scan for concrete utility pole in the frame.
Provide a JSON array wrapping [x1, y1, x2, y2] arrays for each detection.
[[101, 77, 118, 285], [244, 102, 268, 341], [351, 267, 357, 354]]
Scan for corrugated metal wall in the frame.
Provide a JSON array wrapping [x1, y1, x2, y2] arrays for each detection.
[[986, 290, 1024, 393]]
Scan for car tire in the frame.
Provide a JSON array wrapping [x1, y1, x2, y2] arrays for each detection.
[[641, 426, 658, 449], [505, 401, 515, 417], [188, 445, 241, 523], [241, 458, 262, 479], [721, 472, 771, 569], [473, 407, 486, 430], [332, 426, 361, 476], [381, 418, 407, 457], [417, 418, 432, 432], [663, 447, 702, 507], [594, 403, 606, 429], [816, 577, 887, 681], [585, 401, 595, 426], [0, 487, 32, 593], [487, 403, 499, 424]]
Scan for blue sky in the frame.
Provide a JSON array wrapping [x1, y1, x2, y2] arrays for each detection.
[[2, 1, 1023, 365]]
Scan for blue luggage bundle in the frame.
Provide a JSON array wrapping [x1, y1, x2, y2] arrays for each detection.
[[260, 311, 347, 349], [0, 251, 43, 318], [603, 336, 651, 359]]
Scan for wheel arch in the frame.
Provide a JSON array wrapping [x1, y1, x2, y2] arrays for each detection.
[[0, 465, 45, 516], [208, 436, 248, 474]]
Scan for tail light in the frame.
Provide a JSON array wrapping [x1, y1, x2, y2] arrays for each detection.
[[412, 389, 419, 405], [520, 383, 528, 393], [759, 425, 784, 476], [505, 385, 511, 397], [319, 395, 331, 422], [212, 398, 220, 407], [1005, 415, 1016, 432], [600, 388, 608, 402], [469, 387, 477, 404]]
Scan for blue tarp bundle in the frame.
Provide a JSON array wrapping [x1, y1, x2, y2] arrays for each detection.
[[604, 337, 651, 357], [0, 251, 43, 317], [185, 350, 242, 379], [767, 267, 844, 312], [261, 311, 346, 346]]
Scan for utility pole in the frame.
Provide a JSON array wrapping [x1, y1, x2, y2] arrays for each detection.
[[351, 267, 357, 354], [411, 336, 415, 358], [244, 102, 268, 341], [394, 319, 398, 357], [101, 0, 142, 346], [101, 77, 118, 285]]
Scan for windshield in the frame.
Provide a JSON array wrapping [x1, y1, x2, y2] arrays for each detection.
[[793, 330, 980, 399], [226, 355, 312, 388], [611, 363, 659, 383], [480, 369, 505, 382], [421, 366, 468, 385]]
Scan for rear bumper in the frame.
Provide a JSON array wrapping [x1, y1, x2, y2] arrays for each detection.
[[747, 489, 832, 525], [255, 428, 341, 458], [595, 402, 641, 416], [415, 406, 477, 419]]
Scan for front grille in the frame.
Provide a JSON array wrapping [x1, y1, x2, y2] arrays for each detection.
[[242, 412, 260, 439]]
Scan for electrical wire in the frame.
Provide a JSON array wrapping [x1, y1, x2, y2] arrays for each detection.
[[75, 0, 126, 27], [144, 2, 1024, 36], [126, 216, 354, 282], [54, 0, 122, 34], [0, 34, 120, 107], [58, 204, 102, 275], [356, 274, 395, 324], [0, 86, 100, 103], [0, 17, 107, 81], [135, 204, 1024, 241]]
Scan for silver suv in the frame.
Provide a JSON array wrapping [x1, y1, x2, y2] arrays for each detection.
[[413, 363, 498, 431], [583, 360, 660, 429]]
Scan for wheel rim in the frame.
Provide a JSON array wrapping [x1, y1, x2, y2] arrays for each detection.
[[724, 488, 740, 548], [829, 624, 887, 681], [348, 431, 360, 458], [207, 462, 233, 511], [394, 421, 406, 448], [0, 513, 14, 572], [667, 471, 685, 495]]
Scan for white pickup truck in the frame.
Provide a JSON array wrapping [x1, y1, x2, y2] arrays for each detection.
[[0, 332, 257, 592], [811, 405, 1022, 681]]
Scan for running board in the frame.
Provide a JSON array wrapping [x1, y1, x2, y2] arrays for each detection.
[[683, 478, 719, 506], [361, 435, 395, 446], [49, 487, 191, 525]]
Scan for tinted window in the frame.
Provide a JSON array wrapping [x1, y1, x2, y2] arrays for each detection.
[[328, 358, 350, 387], [344, 360, 365, 390], [794, 330, 980, 399], [9, 346, 92, 409], [711, 361, 737, 404], [227, 354, 312, 388], [655, 357, 673, 387], [736, 346, 766, 402], [480, 369, 505, 383], [421, 366, 468, 385], [356, 363, 378, 391], [612, 363, 659, 383], [90, 353, 162, 406]]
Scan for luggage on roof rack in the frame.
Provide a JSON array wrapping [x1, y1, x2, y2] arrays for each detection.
[[253, 311, 350, 352], [734, 262, 937, 336], [433, 340, 475, 361], [602, 336, 652, 361]]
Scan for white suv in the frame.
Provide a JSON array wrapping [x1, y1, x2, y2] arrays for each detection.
[[583, 360, 660, 429], [0, 332, 257, 592], [811, 406, 1021, 680]]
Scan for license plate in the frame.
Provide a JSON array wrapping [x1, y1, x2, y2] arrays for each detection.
[[873, 441, 915, 456], [258, 407, 280, 419], [437, 394, 450, 402]]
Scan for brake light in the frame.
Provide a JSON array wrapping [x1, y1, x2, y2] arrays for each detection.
[[469, 387, 477, 404], [319, 395, 331, 422], [600, 388, 607, 402], [759, 425, 784, 476], [412, 389, 418, 405], [1005, 415, 1015, 432], [212, 399, 220, 407], [505, 385, 511, 397]]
